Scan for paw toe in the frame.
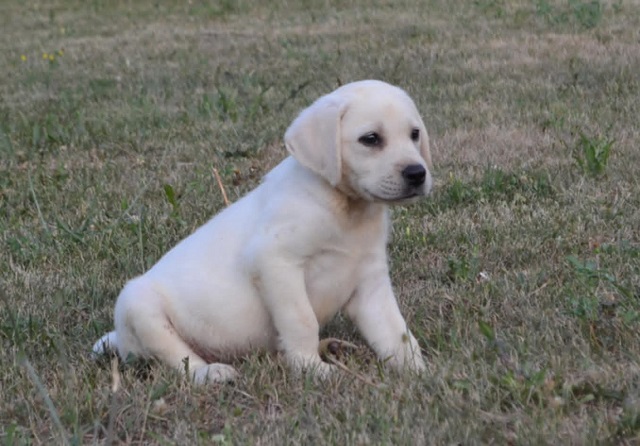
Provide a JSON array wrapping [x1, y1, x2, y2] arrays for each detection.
[[192, 364, 238, 385]]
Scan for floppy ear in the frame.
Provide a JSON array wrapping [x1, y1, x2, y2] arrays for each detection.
[[418, 119, 433, 170], [284, 97, 345, 186]]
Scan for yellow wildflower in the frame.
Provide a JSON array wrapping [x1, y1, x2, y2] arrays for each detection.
[[58, 49, 64, 56], [20, 54, 27, 62], [42, 52, 48, 59], [48, 54, 55, 61]]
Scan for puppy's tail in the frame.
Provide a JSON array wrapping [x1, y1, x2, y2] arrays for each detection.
[[91, 331, 118, 360]]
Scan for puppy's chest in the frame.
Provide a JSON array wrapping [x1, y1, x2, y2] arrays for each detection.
[[303, 242, 369, 326]]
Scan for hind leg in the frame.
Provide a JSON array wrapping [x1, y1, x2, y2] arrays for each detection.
[[113, 277, 238, 384]]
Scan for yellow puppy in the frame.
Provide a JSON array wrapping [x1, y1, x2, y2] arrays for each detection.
[[93, 80, 433, 384]]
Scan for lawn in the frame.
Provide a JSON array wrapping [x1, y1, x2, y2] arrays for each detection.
[[1, 0, 639, 444]]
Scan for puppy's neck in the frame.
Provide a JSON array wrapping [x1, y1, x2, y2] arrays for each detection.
[[329, 184, 387, 227], [278, 157, 386, 226]]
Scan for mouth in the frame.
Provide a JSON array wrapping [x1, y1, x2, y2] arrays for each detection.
[[392, 193, 422, 203], [366, 190, 423, 203]]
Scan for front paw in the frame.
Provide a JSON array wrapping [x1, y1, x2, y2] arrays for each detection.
[[385, 352, 426, 373], [406, 352, 426, 373], [386, 333, 426, 373], [287, 353, 337, 380], [191, 363, 239, 385]]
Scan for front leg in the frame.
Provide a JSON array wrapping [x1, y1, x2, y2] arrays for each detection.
[[345, 266, 425, 372], [253, 253, 334, 379]]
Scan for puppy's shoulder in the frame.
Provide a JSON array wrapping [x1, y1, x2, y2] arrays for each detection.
[[261, 157, 333, 209]]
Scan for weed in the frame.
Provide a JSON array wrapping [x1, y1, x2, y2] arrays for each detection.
[[535, 0, 605, 29], [163, 184, 180, 219], [425, 167, 554, 214], [447, 251, 481, 283], [568, 131, 614, 177], [473, 0, 506, 18], [569, 0, 604, 29]]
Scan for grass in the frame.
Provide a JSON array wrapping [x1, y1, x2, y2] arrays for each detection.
[[1, 0, 639, 443]]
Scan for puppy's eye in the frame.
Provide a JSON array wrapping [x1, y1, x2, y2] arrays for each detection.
[[411, 128, 420, 142], [358, 132, 382, 147]]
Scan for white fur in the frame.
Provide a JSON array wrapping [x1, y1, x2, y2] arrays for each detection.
[[92, 80, 433, 384]]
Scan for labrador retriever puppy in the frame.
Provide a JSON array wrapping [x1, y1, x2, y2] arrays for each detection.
[[92, 80, 433, 384]]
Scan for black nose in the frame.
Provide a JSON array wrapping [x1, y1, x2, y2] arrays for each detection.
[[402, 164, 426, 187]]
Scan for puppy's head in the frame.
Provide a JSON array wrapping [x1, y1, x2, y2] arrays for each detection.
[[285, 80, 432, 203]]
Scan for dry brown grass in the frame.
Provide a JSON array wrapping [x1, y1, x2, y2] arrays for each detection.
[[1, 0, 640, 444]]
